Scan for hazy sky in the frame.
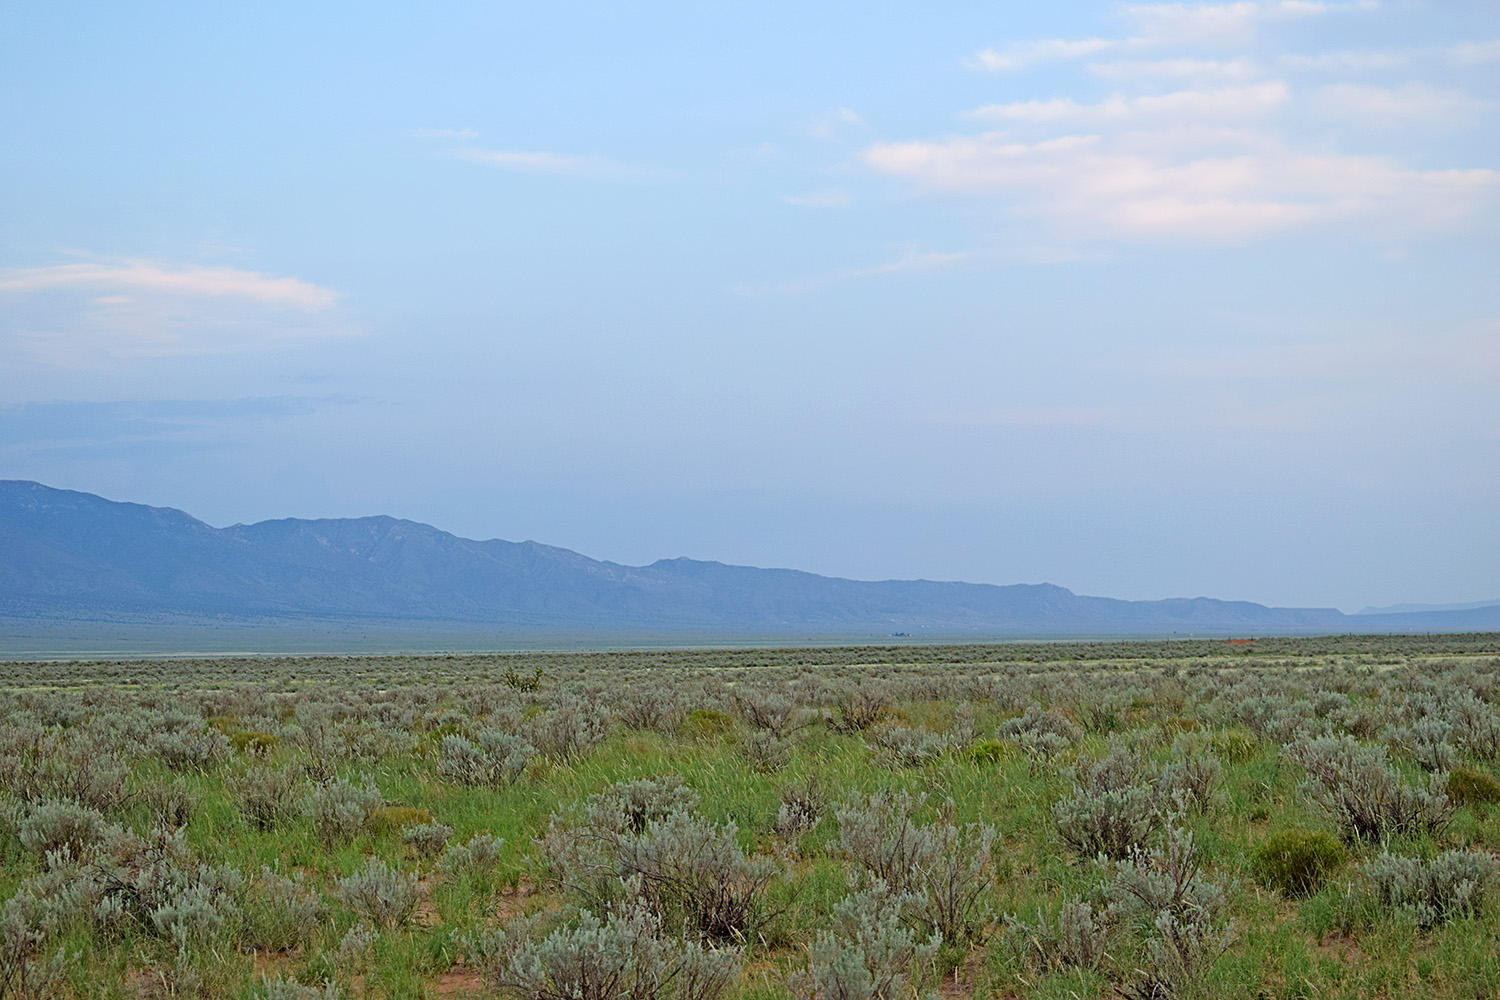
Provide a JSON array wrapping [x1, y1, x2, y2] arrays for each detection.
[[3, 1, 1497, 611]]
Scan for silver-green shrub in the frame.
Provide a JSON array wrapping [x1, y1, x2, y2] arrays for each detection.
[[306, 778, 383, 841], [438, 730, 535, 788], [1287, 735, 1452, 841], [336, 859, 419, 929], [1054, 746, 1157, 858], [1356, 850, 1497, 928], [469, 902, 741, 1000], [789, 890, 940, 1000]]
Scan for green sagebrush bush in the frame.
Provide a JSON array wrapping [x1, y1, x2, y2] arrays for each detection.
[[232, 764, 304, 831], [441, 832, 506, 877], [467, 901, 741, 1000], [527, 693, 611, 763], [15, 799, 119, 857], [1250, 830, 1347, 897], [438, 730, 536, 788], [1286, 734, 1452, 842], [1005, 899, 1113, 973], [1053, 745, 1157, 859], [1104, 824, 1234, 1000], [541, 776, 776, 942], [241, 867, 324, 952], [403, 820, 453, 856], [336, 858, 419, 929], [833, 789, 997, 942], [306, 777, 383, 841], [789, 890, 940, 1000], [773, 778, 827, 848], [0, 889, 72, 1000], [738, 730, 791, 773], [997, 705, 1082, 764], [1354, 850, 1497, 928], [258, 976, 342, 1000]]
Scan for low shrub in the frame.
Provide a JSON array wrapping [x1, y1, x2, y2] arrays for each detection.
[[1251, 830, 1347, 897], [965, 739, 1013, 765], [1287, 735, 1452, 842], [739, 730, 791, 773], [370, 804, 433, 833], [336, 859, 419, 929], [834, 789, 998, 941], [1054, 746, 1156, 859], [789, 890, 940, 1000], [306, 778, 383, 841], [441, 833, 505, 876], [1006, 899, 1113, 972], [232, 765, 303, 831], [403, 821, 453, 856], [1445, 766, 1500, 807], [468, 902, 740, 1000], [437, 730, 535, 788], [1357, 850, 1497, 928]]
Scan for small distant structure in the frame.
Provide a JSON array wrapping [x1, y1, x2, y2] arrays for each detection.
[[1225, 638, 1256, 646]]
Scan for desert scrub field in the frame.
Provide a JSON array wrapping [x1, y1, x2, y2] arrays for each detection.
[[2, 634, 1500, 1000]]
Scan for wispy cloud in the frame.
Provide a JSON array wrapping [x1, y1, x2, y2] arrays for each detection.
[[1118, 1, 1379, 47], [733, 248, 966, 296], [968, 2, 1380, 72], [0, 258, 351, 366], [808, 106, 867, 140], [0, 260, 338, 310], [782, 189, 853, 208], [964, 82, 1289, 124], [451, 148, 654, 180], [966, 38, 1118, 73], [882, 1, 1494, 245], [1314, 82, 1485, 126], [1280, 50, 1411, 72], [1450, 40, 1500, 66], [864, 132, 1498, 242], [412, 127, 479, 139], [1089, 57, 1264, 80]]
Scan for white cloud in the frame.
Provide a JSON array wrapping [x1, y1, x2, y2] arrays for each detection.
[[808, 106, 867, 140], [966, 38, 1118, 73], [0, 261, 339, 310], [1090, 57, 1263, 80], [1119, 1, 1379, 47], [968, 3, 1379, 74], [411, 127, 479, 139], [734, 248, 966, 296], [1280, 50, 1411, 72], [863, 131, 1498, 242], [452, 149, 651, 180], [782, 189, 853, 208], [964, 82, 1290, 124], [1315, 82, 1484, 126], [1450, 40, 1500, 66], [0, 259, 349, 366]]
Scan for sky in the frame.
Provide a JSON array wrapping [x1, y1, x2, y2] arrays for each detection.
[[2, 1, 1497, 612]]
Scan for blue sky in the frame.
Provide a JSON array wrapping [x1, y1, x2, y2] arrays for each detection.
[[2, 1, 1497, 611]]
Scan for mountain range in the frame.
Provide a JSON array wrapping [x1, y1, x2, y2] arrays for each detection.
[[2, 480, 1497, 637]]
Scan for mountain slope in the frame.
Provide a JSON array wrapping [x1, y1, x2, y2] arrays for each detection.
[[0, 480, 1478, 634]]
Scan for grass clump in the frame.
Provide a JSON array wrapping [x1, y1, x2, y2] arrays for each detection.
[[1251, 829, 1347, 897], [1445, 766, 1500, 807]]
